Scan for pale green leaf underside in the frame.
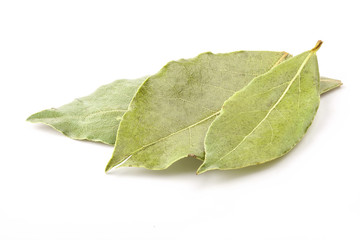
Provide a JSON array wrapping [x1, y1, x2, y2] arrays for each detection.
[[106, 51, 296, 172], [199, 50, 320, 174], [27, 77, 147, 145]]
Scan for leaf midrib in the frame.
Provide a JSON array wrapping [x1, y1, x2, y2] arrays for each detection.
[[218, 51, 315, 162], [118, 52, 290, 161], [127, 111, 220, 157]]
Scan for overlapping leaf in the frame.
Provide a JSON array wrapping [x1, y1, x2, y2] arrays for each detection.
[[26, 43, 341, 175], [27, 77, 146, 144], [319, 77, 342, 94], [105, 51, 294, 172], [27, 75, 340, 146], [198, 42, 322, 173]]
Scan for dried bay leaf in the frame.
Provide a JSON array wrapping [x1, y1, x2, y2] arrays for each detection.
[[26, 57, 340, 148], [27, 75, 340, 146], [27, 49, 341, 154], [27, 77, 147, 145], [105, 51, 293, 172], [198, 42, 322, 174], [320, 77, 342, 94]]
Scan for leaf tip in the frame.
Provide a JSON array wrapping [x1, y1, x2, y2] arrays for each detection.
[[196, 163, 217, 175], [105, 164, 112, 173], [26, 113, 36, 122], [311, 40, 323, 53], [105, 155, 132, 173], [105, 160, 115, 173]]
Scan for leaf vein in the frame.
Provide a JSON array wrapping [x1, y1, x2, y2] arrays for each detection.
[[218, 51, 314, 161]]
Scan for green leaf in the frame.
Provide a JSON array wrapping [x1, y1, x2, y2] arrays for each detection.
[[27, 77, 147, 145], [26, 49, 341, 148], [106, 51, 292, 172], [27, 75, 340, 146], [320, 77, 342, 94], [198, 42, 322, 174]]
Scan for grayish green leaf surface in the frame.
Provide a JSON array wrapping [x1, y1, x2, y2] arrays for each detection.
[[106, 51, 292, 172], [27, 77, 146, 145], [320, 77, 342, 94], [198, 46, 321, 174], [26, 50, 341, 150], [27, 75, 340, 146]]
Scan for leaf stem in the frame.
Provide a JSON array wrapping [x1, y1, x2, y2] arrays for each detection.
[[311, 40, 323, 52], [272, 52, 289, 68]]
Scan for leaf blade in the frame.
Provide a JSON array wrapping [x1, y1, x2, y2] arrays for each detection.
[[26, 75, 341, 146], [320, 77, 342, 94], [27, 77, 146, 145], [106, 51, 292, 172], [199, 47, 321, 174]]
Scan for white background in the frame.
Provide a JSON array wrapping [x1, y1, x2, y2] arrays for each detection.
[[1, 0, 359, 239]]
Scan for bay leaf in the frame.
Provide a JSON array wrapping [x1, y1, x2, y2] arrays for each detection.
[[198, 42, 322, 174], [105, 51, 293, 172], [27, 77, 147, 145], [27, 75, 340, 146], [320, 77, 342, 94]]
